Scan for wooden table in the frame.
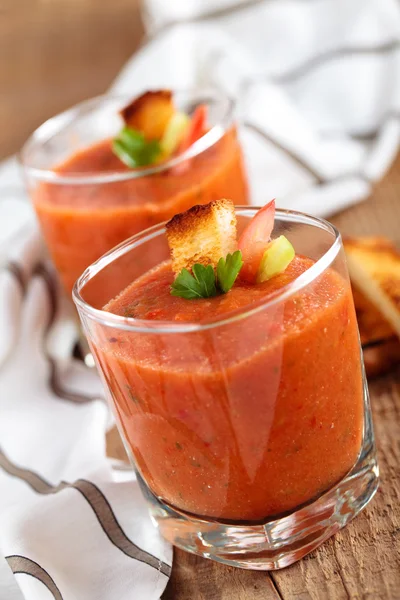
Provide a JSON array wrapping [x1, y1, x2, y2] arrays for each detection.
[[107, 155, 400, 599], [0, 0, 143, 160]]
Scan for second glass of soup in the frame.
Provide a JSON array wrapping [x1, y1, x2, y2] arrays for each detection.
[[20, 89, 249, 293]]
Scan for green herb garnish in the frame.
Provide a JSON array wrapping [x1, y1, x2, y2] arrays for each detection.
[[171, 250, 243, 299], [216, 251, 243, 293], [112, 126, 161, 168], [171, 264, 217, 299]]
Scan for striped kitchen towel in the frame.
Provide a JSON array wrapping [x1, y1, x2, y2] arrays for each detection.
[[113, 0, 400, 216], [0, 209, 172, 600]]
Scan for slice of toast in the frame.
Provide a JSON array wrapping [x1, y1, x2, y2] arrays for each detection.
[[362, 337, 400, 378], [166, 199, 237, 275], [351, 282, 400, 377], [351, 284, 394, 345], [344, 237, 400, 339]]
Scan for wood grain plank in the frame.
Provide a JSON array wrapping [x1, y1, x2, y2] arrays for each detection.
[[106, 426, 128, 462], [162, 549, 282, 600], [0, 0, 144, 159]]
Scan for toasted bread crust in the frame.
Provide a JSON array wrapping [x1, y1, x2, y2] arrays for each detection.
[[166, 202, 218, 234], [363, 337, 400, 378], [119, 90, 174, 140], [120, 90, 172, 123], [166, 199, 237, 274], [351, 284, 394, 344], [352, 283, 400, 377], [344, 236, 400, 376], [344, 236, 400, 339]]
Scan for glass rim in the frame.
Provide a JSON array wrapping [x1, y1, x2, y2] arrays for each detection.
[[72, 207, 342, 334], [18, 88, 234, 185]]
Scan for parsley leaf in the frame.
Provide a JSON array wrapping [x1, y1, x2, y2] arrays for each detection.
[[170, 251, 243, 299], [112, 126, 161, 168], [192, 264, 217, 297], [217, 250, 243, 293], [171, 265, 217, 299]]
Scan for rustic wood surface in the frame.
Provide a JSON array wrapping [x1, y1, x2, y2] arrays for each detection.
[[0, 0, 144, 160], [3, 2, 400, 597], [107, 155, 400, 599]]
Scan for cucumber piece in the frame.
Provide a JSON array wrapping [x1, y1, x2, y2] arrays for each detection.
[[160, 111, 190, 156], [257, 235, 295, 282]]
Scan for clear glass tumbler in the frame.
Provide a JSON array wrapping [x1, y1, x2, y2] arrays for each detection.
[[20, 89, 249, 295], [73, 207, 379, 570]]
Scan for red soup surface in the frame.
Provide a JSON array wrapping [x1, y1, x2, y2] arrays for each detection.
[[33, 127, 248, 293], [93, 256, 364, 522]]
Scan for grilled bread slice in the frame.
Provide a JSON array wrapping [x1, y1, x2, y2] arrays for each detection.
[[344, 237, 400, 339], [362, 337, 400, 378], [166, 199, 237, 275], [351, 283, 400, 377], [351, 284, 394, 345]]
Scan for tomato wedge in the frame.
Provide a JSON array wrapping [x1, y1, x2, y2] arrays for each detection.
[[238, 199, 276, 283], [177, 104, 208, 155], [170, 105, 208, 175]]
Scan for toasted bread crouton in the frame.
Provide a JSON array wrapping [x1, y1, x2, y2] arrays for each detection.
[[351, 283, 400, 377], [351, 284, 394, 345], [344, 237, 400, 339], [363, 337, 400, 378], [166, 199, 237, 275], [120, 90, 174, 140]]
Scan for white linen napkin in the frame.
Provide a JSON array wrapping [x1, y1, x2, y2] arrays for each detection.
[[0, 208, 172, 600], [113, 0, 400, 216]]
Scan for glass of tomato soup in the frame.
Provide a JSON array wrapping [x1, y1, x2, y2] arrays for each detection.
[[20, 89, 248, 294], [73, 207, 378, 570]]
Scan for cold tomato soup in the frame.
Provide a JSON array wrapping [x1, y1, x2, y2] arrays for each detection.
[[94, 257, 364, 522], [33, 127, 248, 293]]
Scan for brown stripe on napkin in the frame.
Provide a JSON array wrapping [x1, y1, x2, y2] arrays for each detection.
[[271, 39, 400, 84], [244, 121, 326, 183], [244, 121, 371, 186], [0, 448, 171, 577], [0, 448, 54, 493], [4, 261, 104, 405], [320, 109, 400, 141], [6, 555, 63, 600], [4, 261, 25, 293], [38, 265, 106, 404], [73, 479, 172, 577]]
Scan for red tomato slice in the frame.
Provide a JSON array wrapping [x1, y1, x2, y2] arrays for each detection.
[[171, 105, 208, 175], [238, 199, 276, 283], [177, 104, 208, 155]]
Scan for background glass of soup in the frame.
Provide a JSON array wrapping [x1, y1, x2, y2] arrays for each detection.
[[73, 207, 378, 570], [20, 89, 249, 294]]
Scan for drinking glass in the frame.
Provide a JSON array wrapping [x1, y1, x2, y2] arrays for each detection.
[[20, 89, 248, 294], [73, 208, 378, 570]]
